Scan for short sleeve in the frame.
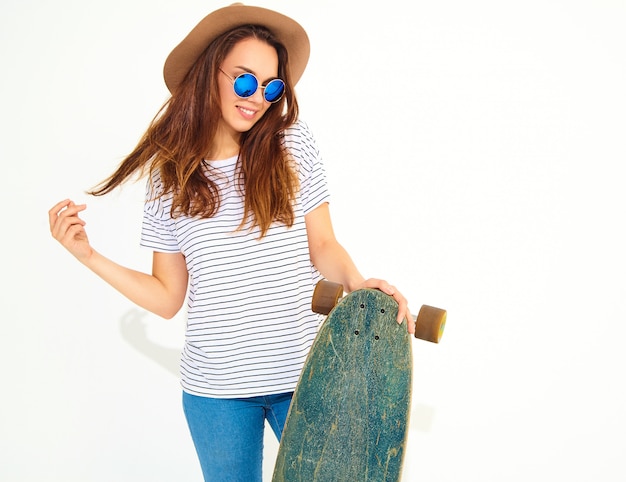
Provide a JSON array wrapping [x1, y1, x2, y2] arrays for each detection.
[[139, 171, 180, 253], [284, 120, 331, 215]]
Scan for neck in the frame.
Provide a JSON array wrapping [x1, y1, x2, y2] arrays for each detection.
[[207, 123, 241, 161]]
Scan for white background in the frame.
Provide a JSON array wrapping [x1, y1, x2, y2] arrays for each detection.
[[2, 0, 625, 480]]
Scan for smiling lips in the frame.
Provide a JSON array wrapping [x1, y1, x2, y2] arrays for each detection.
[[237, 105, 257, 119]]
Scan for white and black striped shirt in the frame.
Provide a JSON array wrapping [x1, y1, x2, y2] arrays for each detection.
[[140, 120, 330, 398]]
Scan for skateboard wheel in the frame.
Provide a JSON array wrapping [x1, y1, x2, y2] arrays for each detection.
[[414, 305, 446, 343], [311, 280, 344, 315]]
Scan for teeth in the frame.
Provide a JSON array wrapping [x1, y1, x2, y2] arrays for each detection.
[[239, 107, 255, 115]]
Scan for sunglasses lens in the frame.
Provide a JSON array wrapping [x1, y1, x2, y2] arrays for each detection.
[[230, 72, 284, 103], [233, 73, 258, 98], [264, 79, 285, 103]]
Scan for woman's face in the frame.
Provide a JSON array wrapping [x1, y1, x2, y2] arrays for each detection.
[[217, 37, 280, 137]]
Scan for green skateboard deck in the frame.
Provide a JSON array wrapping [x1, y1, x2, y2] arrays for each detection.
[[272, 287, 413, 482]]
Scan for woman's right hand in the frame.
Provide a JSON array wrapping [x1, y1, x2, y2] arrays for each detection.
[[48, 199, 93, 262], [48, 199, 188, 318]]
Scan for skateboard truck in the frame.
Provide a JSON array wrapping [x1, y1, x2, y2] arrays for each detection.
[[311, 280, 446, 343]]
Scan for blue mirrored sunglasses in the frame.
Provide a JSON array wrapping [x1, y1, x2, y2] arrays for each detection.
[[220, 69, 285, 103]]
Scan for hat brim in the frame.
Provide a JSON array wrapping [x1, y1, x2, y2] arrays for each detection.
[[163, 3, 310, 93]]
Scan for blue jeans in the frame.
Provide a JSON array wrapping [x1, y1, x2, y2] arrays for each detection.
[[182, 391, 293, 482]]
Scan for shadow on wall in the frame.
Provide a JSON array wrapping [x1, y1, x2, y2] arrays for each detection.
[[118, 308, 436, 433], [119, 309, 181, 378]]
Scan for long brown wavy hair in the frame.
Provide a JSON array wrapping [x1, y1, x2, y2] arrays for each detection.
[[89, 25, 300, 238]]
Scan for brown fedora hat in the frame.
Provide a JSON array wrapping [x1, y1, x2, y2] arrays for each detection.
[[163, 3, 310, 93]]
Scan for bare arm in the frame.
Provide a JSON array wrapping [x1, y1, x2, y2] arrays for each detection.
[[305, 202, 414, 333], [49, 199, 188, 319], [305, 203, 364, 292]]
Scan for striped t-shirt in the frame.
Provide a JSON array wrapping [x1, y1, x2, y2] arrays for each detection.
[[140, 120, 330, 398]]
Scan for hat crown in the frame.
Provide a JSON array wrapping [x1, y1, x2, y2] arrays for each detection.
[[163, 4, 310, 93]]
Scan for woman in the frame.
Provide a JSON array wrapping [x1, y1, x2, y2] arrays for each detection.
[[48, 4, 413, 481]]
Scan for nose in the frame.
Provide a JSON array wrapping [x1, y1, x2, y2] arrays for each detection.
[[249, 86, 266, 104]]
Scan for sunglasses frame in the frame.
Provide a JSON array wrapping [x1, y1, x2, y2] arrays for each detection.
[[219, 69, 285, 104]]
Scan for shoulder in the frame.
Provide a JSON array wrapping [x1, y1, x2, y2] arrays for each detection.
[[283, 119, 318, 151], [144, 167, 164, 199], [282, 119, 322, 170], [143, 168, 173, 214]]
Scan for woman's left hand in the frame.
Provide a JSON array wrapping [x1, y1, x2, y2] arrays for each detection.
[[355, 279, 414, 335]]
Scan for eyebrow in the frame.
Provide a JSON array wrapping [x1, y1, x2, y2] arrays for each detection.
[[232, 65, 279, 83]]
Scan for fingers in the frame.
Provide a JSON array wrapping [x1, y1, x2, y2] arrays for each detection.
[[48, 199, 71, 232], [49, 199, 86, 236], [394, 292, 415, 335], [49, 199, 92, 260], [361, 278, 415, 334]]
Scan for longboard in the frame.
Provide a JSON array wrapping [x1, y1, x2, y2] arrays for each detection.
[[272, 281, 446, 481]]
